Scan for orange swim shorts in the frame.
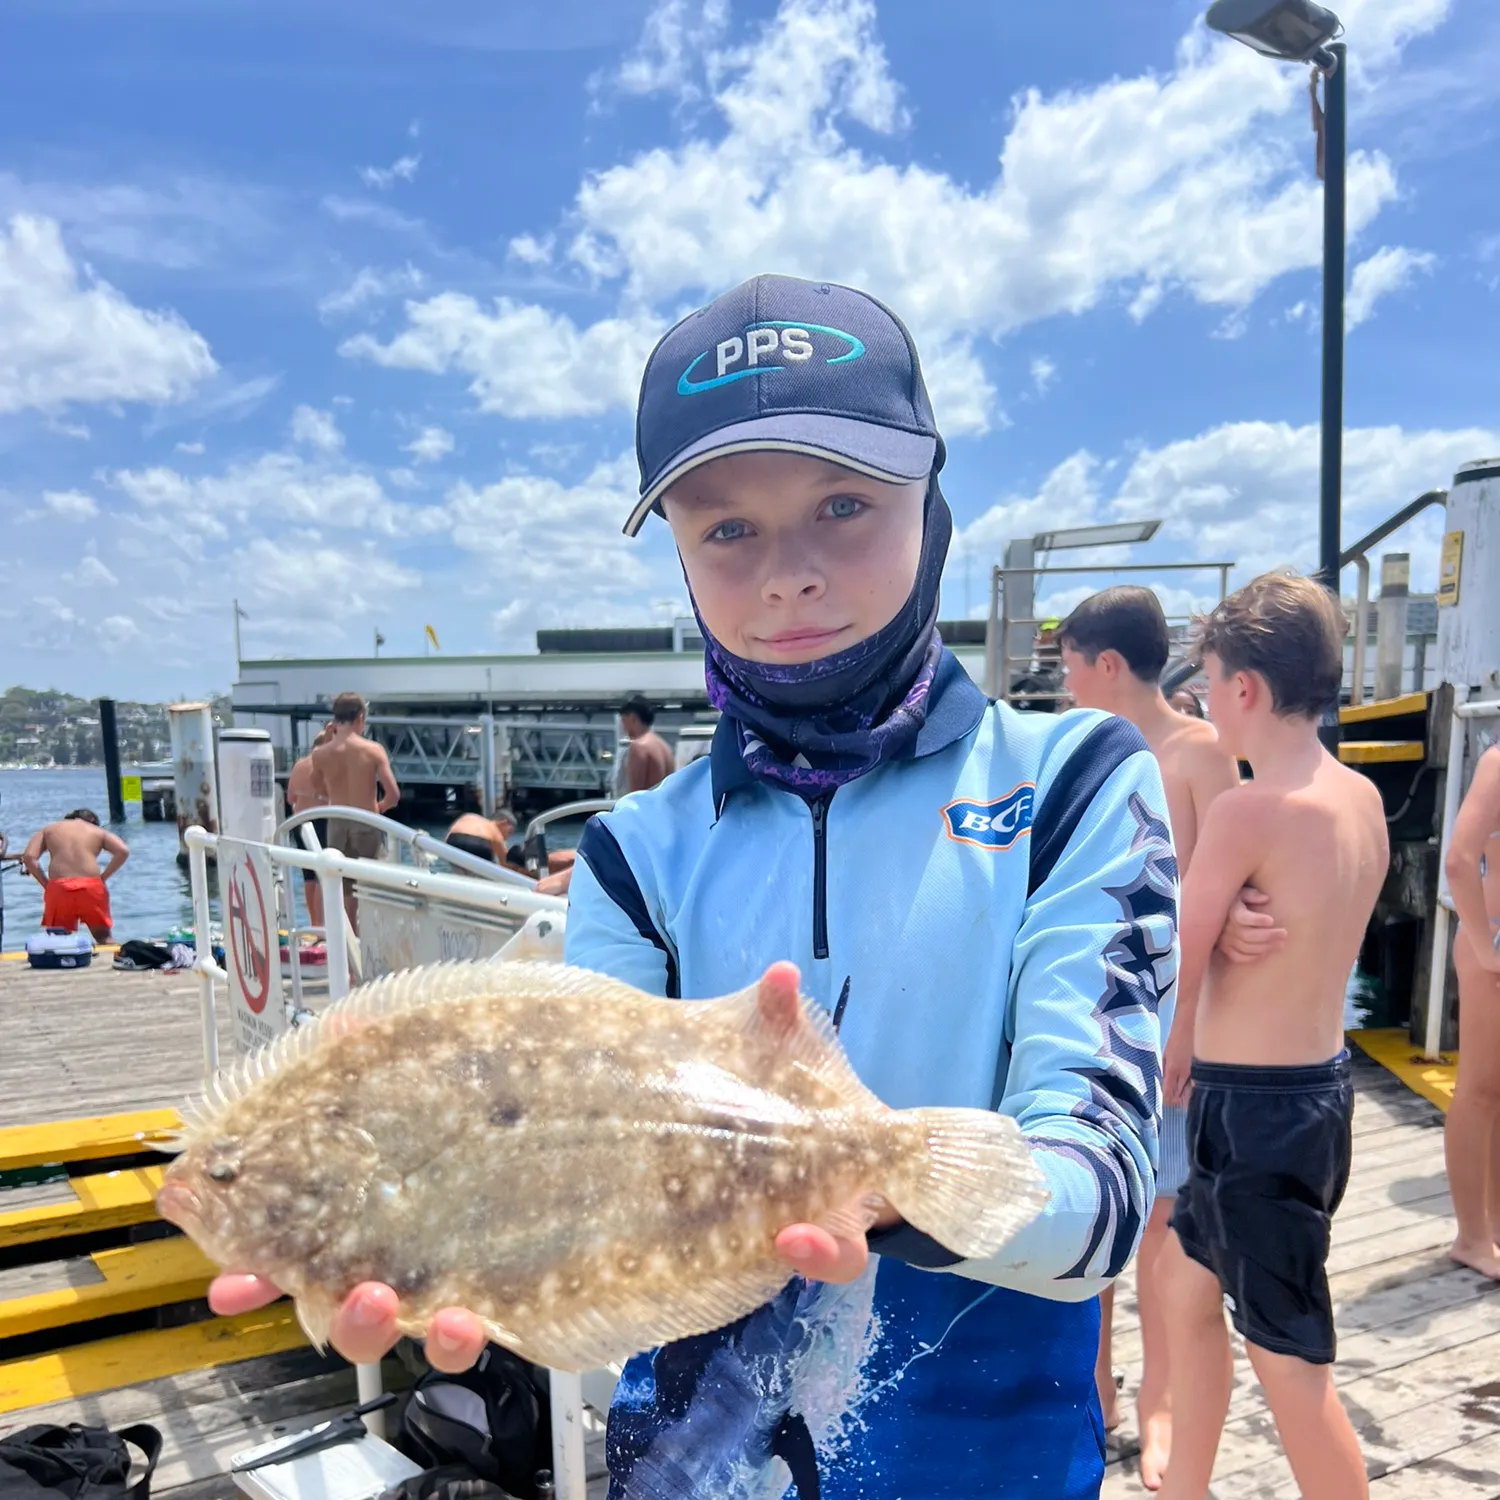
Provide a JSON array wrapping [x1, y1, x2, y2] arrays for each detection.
[[42, 877, 113, 936]]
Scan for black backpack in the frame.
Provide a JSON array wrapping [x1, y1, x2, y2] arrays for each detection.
[[0, 1423, 161, 1500], [395, 1345, 552, 1500]]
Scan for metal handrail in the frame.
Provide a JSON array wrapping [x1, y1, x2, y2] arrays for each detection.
[[276, 805, 539, 890], [987, 559, 1234, 701], [1163, 490, 1451, 704], [524, 798, 614, 841]]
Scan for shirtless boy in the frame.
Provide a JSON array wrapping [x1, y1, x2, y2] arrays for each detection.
[[309, 693, 400, 930], [1158, 571, 1388, 1500], [22, 809, 130, 942], [618, 695, 674, 794], [286, 725, 332, 927], [1059, 586, 1242, 1489], [444, 810, 519, 869], [1441, 742, 1500, 1277]]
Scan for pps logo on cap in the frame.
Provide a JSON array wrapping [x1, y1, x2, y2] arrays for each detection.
[[678, 322, 866, 395], [941, 784, 1036, 852]]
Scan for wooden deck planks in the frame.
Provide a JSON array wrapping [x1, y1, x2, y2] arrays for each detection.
[[1103, 1053, 1500, 1498], [0, 960, 231, 1130], [2, 965, 1494, 1497]]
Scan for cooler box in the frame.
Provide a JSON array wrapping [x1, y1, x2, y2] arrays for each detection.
[[26, 928, 95, 969]]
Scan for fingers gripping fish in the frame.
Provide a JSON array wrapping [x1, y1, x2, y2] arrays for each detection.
[[157, 960, 1049, 1373]]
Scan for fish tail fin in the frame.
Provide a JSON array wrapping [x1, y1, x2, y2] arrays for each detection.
[[884, 1108, 1050, 1262]]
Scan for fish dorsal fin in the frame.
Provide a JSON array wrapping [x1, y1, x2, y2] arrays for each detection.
[[181, 957, 660, 1137], [711, 972, 880, 1110]]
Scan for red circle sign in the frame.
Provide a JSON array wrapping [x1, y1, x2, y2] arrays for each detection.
[[226, 852, 272, 1015]]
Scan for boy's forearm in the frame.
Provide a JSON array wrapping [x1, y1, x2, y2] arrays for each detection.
[[1445, 852, 1493, 951], [935, 1125, 1150, 1299]]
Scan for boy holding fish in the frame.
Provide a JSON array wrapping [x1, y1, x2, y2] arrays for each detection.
[[207, 275, 1213, 1497]]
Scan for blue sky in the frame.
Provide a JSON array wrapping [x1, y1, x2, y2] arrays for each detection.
[[2, 0, 1497, 700]]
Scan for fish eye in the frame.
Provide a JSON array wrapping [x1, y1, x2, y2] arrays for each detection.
[[208, 1162, 238, 1183]]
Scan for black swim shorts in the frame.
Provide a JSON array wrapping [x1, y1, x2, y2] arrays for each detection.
[[300, 817, 330, 886], [1169, 1050, 1353, 1365], [444, 831, 497, 865]]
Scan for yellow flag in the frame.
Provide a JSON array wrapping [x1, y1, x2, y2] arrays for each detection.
[[424, 624, 441, 651]]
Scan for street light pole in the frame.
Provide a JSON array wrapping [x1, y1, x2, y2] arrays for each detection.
[[1204, 0, 1347, 747], [1318, 41, 1347, 598]]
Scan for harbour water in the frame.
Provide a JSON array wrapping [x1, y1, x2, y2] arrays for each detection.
[[0, 767, 1377, 1026], [0, 767, 214, 952]]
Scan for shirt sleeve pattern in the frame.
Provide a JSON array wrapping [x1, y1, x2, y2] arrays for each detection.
[[952, 715, 1178, 1299]]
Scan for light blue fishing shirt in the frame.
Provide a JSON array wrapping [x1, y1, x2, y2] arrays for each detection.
[[565, 650, 1178, 1500]]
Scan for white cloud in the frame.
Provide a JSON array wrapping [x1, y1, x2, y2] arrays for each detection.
[[609, 0, 730, 102], [444, 451, 682, 646], [951, 417, 1500, 613], [319, 264, 425, 317], [43, 488, 98, 520], [507, 234, 553, 266], [341, 297, 661, 419], [1347, 245, 1437, 329], [233, 537, 421, 623], [359, 155, 421, 190], [405, 425, 455, 463], [22, 597, 142, 656], [1030, 356, 1057, 396], [74, 555, 118, 588], [289, 404, 344, 453], [174, 439, 205, 455], [97, 615, 140, 652], [110, 448, 447, 541], [0, 213, 216, 415], [352, 0, 1439, 436]]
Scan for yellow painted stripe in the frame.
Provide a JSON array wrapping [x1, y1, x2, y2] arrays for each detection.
[[1349, 1027, 1457, 1112], [0, 1236, 215, 1339], [0, 1304, 308, 1414], [1338, 740, 1425, 764], [0, 946, 121, 962], [0, 1166, 166, 1251], [1339, 691, 1429, 725], [0, 1110, 182, 1173]]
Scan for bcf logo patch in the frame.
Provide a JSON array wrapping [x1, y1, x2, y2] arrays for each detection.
[[941, 783, 1036, 851]]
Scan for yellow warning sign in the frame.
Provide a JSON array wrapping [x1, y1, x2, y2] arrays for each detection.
[[120, 776, 143, 804], [1437, 530, 1463, 608]]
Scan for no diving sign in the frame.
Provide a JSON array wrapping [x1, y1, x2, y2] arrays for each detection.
[[220, 837, 285, 1055]]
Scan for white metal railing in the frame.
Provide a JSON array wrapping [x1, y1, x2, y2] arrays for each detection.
[[183, 821, 588, 1495]]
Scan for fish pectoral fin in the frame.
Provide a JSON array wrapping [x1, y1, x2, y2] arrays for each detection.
[[815, 1194, 884, 1243], [885, 1108, 1051, 1262], [490, 1261, 797, 1374]]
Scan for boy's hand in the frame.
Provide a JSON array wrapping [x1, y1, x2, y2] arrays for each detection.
[[1217, 887, 1287, 964], [207, 1274, 488, 1373], [774, 1199, 901, 1286], [1163, 1029, 1194, 1108]]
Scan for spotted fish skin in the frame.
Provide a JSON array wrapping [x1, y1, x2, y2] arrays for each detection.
[[158, 961, 1047, 1372]]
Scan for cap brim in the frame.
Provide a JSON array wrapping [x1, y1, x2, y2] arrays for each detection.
[[623, 414, 936, 537]]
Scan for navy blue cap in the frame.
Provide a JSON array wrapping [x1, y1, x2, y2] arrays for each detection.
[[626, 274, 944, 536]]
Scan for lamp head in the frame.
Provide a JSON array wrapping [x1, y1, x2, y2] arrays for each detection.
[[1206, 0, 1343, 64]]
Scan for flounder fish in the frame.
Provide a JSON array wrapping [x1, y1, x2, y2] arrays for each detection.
[[157, 959, 1048, 1373]]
